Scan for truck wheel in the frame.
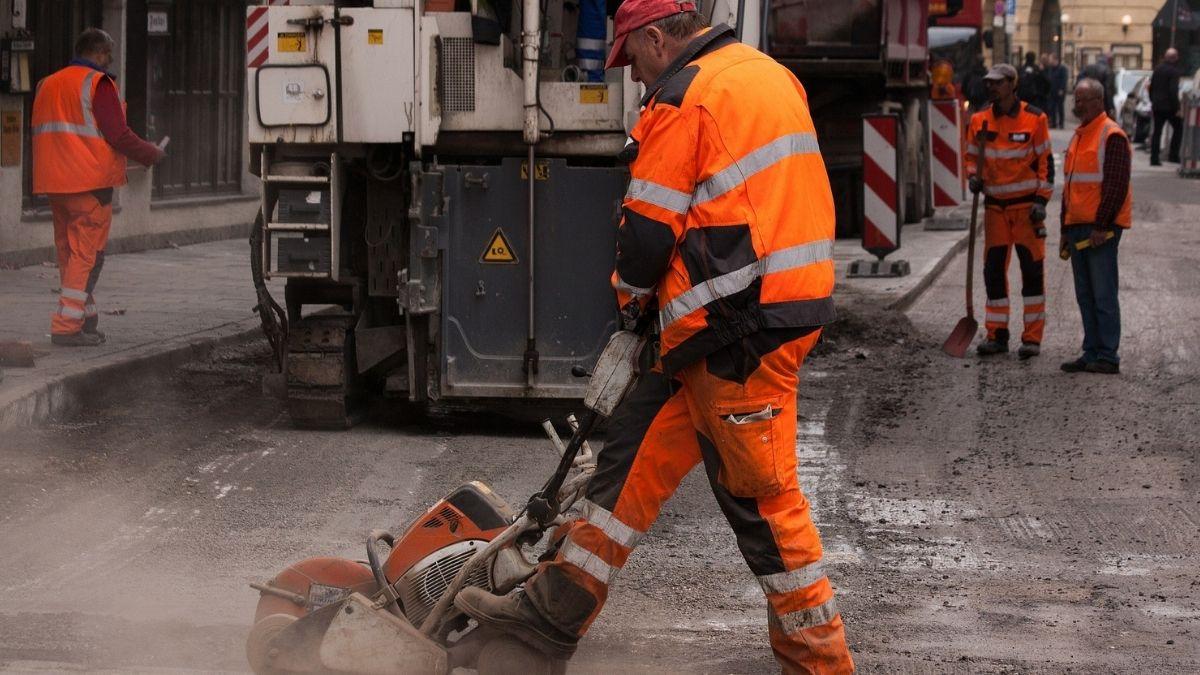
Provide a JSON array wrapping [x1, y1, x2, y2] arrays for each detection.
[[285, 314, 365, 429], [476, 635, 566, 675]]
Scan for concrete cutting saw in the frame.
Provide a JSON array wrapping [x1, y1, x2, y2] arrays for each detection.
[[246, 330, 644, 674]]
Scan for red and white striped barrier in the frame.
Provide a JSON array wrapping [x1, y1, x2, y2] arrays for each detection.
[[928, 99, 964, 206], [862, 113, 901, 257], [247, 1, 290, 69]]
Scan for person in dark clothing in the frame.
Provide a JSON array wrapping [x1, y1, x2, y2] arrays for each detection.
[[963, 55, 990, 114], [1019, 52, 1050, 110], [1079, 56, 1116, 118], [1045, 53, 1069, 128], [1149, 48, 1183, 165]]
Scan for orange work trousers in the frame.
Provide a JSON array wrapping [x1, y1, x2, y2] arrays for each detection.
[[524, 329, 854, 674], [49, 191, 112, 335], [982, 203, 1046, 345]]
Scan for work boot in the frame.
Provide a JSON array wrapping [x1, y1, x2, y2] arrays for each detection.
[[1085, 360, 1120, 375], [454, 587, 578, 660], [51, 332, 103, 347], [1060, 357, 1089, 373], [82, 317, 106, 344], [975, 338, 1008, 356], [1017, 342, 1040, 360]]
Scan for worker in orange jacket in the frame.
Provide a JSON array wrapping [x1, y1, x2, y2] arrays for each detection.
[[456, 1, 853, 672], [31, 28, 165, 346], [965, 63, 1053, 359]]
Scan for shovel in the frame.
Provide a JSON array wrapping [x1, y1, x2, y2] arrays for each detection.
[[942, 121, 988, 358]]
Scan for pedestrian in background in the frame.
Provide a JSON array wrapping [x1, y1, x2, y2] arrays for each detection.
[[966, 63, 1053, 360], [1045, 52, 1069, 129], [1019, 52, 1049, 111], [964, 54, 990, 114], [1079, 55, 1116, 118], [31, 28, 165, 346], [1149, 47, 1183, 166], [1060, 78, 1132, 375]]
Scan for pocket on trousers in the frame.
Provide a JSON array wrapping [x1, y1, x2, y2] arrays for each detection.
[[709, 394, 788, 498]]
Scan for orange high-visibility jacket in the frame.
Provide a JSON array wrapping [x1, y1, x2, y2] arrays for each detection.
[[32, 64, 127, 194], [965, 101, 1052, 205], [612, 25, 836, 373], [1062, 114, 1132, 229]]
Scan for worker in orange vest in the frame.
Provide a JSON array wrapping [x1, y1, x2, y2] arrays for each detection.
[[964, 63, 1053, 360], [455, 1, 853, 672], [1059, 78, 1132, 374], [31, 28, 165, 346]]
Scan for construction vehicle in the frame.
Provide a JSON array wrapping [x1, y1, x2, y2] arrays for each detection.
[[247, 0, 938, 429], [245, 330, 642, 674]]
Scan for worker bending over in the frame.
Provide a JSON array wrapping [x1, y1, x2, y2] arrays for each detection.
[[456, 0, 854, 672], [965, 63, 1053, 359], [31, 28, 165, 346]]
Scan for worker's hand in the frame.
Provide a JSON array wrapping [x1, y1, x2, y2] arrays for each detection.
[[968, 175, 984, 195], [1089, 228, 1110, 248], [151, 146, 168, 165], [1059, 240, 1071, 261], [1029, 203, 1047, 223]]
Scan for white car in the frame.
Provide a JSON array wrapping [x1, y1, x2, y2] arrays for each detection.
[[1114, 68, 1152, 114]]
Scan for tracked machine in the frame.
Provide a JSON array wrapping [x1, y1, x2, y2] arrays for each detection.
[[247, 0, 637, 428]]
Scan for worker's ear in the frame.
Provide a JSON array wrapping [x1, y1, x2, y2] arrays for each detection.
[[643, 25, 667, 54]]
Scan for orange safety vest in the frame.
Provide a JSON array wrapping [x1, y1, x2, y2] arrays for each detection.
[[31, 64, 127, 194], [964, 101, 1052, 204], [613, 26, 835, 372], [1062, 114, 1132, 229]]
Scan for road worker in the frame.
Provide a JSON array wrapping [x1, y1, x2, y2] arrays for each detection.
[[965, 63, 1053, 359], [32, 28, 165, 347], [1059, 78, 1132, 375], [456, 2, 854, 672]]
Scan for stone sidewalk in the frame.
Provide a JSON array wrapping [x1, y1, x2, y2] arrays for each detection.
[[0, 216, 969, 430], [0, 238, 280, 430]]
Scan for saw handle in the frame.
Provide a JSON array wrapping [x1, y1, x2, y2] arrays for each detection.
[[527, 409, 599, 526]]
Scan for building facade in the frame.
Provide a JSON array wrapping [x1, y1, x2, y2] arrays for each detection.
[[0, 0, 257, 266]]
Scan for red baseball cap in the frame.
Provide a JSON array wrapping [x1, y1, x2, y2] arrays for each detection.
[[605, 0, 698, 70]]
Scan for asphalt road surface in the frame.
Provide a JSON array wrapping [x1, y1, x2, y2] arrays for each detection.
[[0, 135, 1196, 674]]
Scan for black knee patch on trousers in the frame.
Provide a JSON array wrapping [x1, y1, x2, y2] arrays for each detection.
[[585, 372, 677, 511], [526, 564, 598, 635], [85, 250, 105, 295], [696, 431, 786, 576], [983, 246, 1009, 300], [1014, 245, 1044, 297]]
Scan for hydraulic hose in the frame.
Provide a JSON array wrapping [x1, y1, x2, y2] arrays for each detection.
[[249, 208, 288, 373]]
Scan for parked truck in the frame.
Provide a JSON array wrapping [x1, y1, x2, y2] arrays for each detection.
[[246, 0, 936, 428]]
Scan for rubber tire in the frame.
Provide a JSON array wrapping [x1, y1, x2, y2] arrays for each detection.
[[245, 613, 298, 675], [476, 635, 567, 675]]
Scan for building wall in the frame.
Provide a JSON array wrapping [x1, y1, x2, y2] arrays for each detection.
[[0, 0, 259, 268], [985, 0, 1163, 75]]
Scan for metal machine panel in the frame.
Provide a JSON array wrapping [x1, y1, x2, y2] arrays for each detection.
[[247, 4, 338, 144], [340, 8, 417, 142], [440, 159, 626, 398]]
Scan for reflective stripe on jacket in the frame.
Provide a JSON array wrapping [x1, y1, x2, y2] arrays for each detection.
[[1063, 114, 1132, 229], [613, 25, 836, 373], [32, 64, 127, 194], [964, 101, 1052, 205]]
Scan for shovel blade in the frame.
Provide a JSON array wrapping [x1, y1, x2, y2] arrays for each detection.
[[942, 316, 978, 358]]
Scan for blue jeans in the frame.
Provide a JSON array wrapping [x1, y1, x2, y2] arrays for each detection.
[[1066, 227, 1123, 364]]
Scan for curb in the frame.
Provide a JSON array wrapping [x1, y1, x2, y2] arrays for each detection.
[[885, 225, 975, 312], [0, 317, 264, 432]]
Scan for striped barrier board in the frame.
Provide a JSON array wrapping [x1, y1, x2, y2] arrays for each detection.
[[247, 1, 290, 69], [849, 113, 910, 278], [928, 99, 964, 206], [1180, 95, 1200, 178]]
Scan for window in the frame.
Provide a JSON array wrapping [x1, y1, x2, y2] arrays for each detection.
[[1110, 43, 1144, 70]]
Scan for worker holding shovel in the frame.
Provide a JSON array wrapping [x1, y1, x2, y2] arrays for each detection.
[[964, 64, 1053, 359]]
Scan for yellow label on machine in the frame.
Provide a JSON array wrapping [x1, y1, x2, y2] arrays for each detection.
[[520, 160, 550, 181], [579, 84, 608, 104], [277, 32, 307, 53], [368, 29, 383, 45], [480, 228, 518, 264]]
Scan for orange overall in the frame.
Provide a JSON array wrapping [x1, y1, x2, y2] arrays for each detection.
[[31, 64, 127, 335], [965, 101, 1052, 345], [527, 26, 853, 674]]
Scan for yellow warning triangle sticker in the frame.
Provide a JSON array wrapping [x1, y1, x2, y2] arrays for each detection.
[[480, 228, 518, 264]]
